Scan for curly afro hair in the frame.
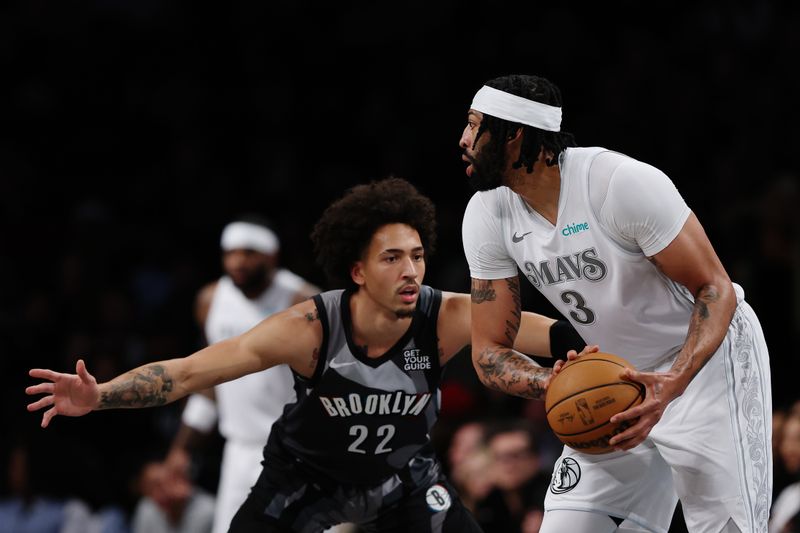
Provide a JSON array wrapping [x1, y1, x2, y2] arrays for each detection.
[[311, 177, 437, 289]]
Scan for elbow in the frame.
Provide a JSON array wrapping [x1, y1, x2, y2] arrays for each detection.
[[720, 280, 738, 320], [174, 363, 196, 400], [694, 278, 736, 319], [470, 344, 495, 388], [470, 346, 484, 379], [713, 277, 736, 306]]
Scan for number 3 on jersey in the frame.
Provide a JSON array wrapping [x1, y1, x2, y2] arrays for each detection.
[[348, 424, 396, 454], [560, 290, 595, 325]]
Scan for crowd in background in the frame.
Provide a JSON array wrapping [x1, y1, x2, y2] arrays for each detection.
[[1, 1, 799, 532]]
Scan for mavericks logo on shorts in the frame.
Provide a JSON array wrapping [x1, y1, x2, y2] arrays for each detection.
[[550, 457, 581, 494], [425, 484, 452, 512]]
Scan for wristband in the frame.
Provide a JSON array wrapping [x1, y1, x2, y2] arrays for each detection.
[[181, 394, 218, 432], [549, 319, 585, 358]]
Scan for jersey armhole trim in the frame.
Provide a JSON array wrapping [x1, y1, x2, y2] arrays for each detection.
[[300, 294, 329, 386], [429, 288, 444, 373]]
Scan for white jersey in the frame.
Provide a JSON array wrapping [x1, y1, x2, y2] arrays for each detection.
[[464, 147, 771, 532], [204, 269, 303, 443], [461, 146, 736, 370]]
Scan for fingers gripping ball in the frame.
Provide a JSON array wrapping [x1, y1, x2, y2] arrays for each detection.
[[545, 353, 644, 454]]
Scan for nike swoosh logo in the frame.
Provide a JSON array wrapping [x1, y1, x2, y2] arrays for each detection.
[[512, 231, 532, 243]]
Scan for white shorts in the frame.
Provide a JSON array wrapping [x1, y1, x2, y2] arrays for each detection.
[[545, 301, 772, 533], [212, 439, 264, 533]]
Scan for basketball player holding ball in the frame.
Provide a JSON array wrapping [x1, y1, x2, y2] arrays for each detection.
[[459, 74, 772, 532]]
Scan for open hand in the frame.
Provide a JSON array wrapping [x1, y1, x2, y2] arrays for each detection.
[[607, 368, 684, 450], [546, 344, 599, 389], [26, 359, 99, 428]]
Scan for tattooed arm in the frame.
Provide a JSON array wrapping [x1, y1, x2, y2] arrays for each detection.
[[437, 291, 582, 366], [26, 298, 323, 427], [609, 212, 737, 450], [469, 276, 555, 400], [655, 213, 737, 384], [629, 213, 736, 391]]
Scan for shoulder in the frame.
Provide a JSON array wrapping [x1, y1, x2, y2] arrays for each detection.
[[462, 189, 512, 242], [462, 189, 519, 275], [583, 148, 672, 189], [585, 149, 679, 212], [292, 282, 322, 304], [280, 295, 326, 326], [464, 188, 509, 219], [197, 280, 219, 302], [285, 296, 328, 376], [275, 269, 322, 305], [242, 295, 326, 377], [284, 291, 337, 342], [603, 154, 683, 213], [438, 291, 469, 320], [435, 291, 471, 364]]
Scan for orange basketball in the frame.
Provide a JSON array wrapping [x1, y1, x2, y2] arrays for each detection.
[[545, 352, 645, 454]]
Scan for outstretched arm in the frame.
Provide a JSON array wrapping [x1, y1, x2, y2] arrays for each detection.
[[164, 282, 221, 468], [27, 298, 322, 427], [26, 336, 266, 428]]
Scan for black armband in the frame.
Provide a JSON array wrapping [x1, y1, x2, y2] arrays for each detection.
[[549, 319, 585, 358]]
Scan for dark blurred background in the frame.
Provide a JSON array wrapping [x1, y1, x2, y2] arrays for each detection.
[[1, 0, 798, 529]]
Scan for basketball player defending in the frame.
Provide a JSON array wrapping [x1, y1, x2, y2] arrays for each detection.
[[459, 74, 772, 532], [169, 215, 319, 533], [26, 178, 587, 532]]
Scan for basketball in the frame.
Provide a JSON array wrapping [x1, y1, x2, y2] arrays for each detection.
[[545, 352, 645, 454]]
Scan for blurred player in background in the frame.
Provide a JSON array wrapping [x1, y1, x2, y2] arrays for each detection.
[[168, 215, 319, 533], [459, 74, 772, 532]]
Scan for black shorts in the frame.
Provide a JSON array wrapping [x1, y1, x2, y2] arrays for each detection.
[[228, 448, 483, 533]]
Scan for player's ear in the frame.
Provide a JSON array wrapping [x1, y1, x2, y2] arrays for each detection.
[[350, 261, 366, 287], [507, 127, 523, 143]]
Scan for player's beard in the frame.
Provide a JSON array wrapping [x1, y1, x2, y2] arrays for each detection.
[[231, 264, 269, 295], [466, 141, 508, 192], [394, 308, 415, 319]]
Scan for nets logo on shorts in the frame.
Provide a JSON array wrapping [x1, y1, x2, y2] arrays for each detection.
[[425, 484, 452, 512], [550, 457, 581, 494]]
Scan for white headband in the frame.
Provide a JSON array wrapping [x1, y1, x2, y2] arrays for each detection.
[[220, 222, 279, 254], [471, 85, 562, 132]]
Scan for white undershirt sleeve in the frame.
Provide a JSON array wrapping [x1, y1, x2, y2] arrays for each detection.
[[462, 191, 519, 279], [591, 155, 690, 257]]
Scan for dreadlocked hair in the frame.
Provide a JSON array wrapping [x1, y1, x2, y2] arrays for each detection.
[[310, 177, 437, 289], [476, 74, 577, 172]]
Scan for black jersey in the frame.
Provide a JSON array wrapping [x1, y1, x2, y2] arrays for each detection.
[[266, 285, 443, 485]]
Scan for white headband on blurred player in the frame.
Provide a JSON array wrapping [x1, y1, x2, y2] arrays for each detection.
[[220, 222, 279, 254], [471, 85, 562, 132]]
